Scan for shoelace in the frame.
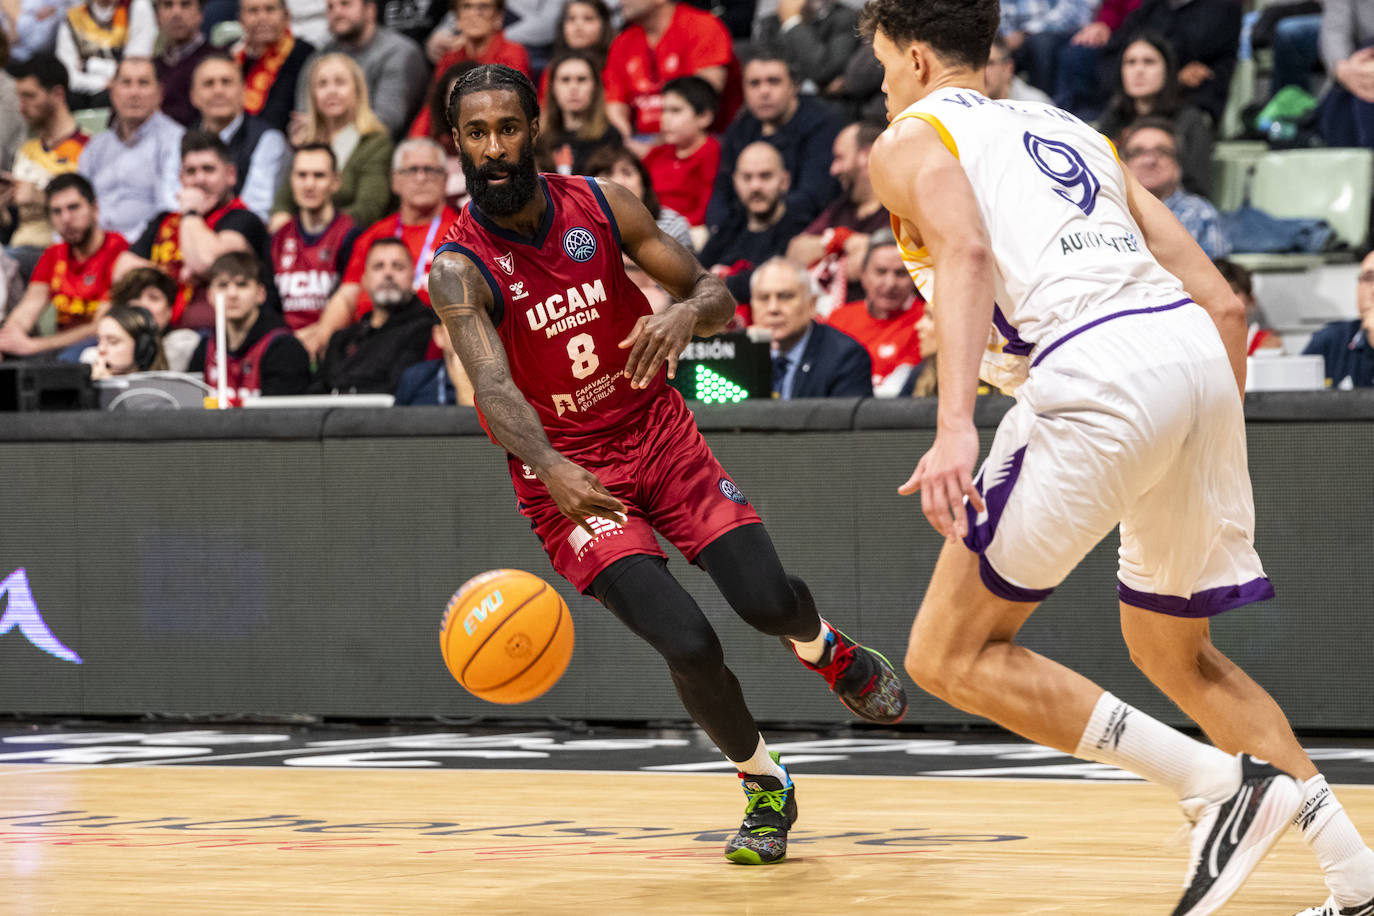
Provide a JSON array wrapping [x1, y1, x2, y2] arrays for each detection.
[[743, 786, 790, 818], [812, 638, 858, 689]]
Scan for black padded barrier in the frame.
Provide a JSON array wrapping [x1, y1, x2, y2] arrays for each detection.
[[1, 390, 1372, 730]]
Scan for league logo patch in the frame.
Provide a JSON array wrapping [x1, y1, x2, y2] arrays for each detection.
[[718, 479, 747, 505], [563, 227, 597, 263]]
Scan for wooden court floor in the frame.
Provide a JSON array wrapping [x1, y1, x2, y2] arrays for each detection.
[[3, 764, 1365, 915]]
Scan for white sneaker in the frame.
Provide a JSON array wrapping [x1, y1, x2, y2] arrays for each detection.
[[1171, 754, 1303, 916], [1293, 897, 1374, 916]]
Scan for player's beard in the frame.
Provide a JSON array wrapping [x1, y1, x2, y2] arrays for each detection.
[[461, 138, 538, 218]]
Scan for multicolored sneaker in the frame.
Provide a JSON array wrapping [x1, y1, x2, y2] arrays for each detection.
[[1172, 754, 1303, 916], [785, 625, 908, 725], [724, 752, 797, 866], [1294, 898, 1374, 915]]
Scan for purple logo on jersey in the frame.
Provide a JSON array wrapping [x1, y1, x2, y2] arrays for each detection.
[[718, 479, 747, 505], [563, 227, 597, 263]]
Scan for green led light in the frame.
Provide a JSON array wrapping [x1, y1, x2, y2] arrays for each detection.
[[693, 366, 751, 404]]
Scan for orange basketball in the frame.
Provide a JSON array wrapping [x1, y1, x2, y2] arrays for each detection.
[[439, 569, 574, 704]]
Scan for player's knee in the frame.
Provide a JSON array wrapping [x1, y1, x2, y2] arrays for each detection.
[[904, 639, 953, 699], [731, 574, 807, 638], [662, 627, 726, 681], [1127, 634, 1217, 686]]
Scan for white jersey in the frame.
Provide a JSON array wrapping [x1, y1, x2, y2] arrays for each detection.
[[890, 87, 1187, 393]]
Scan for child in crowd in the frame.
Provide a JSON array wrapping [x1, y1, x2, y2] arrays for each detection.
[[643, 76, 720, 228]]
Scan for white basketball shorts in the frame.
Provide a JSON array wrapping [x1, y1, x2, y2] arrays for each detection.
[[963, 299, 1273, 616]]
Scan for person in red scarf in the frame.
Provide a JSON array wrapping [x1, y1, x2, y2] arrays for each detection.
[[122, 129, 273, 331], [232, 0, 315, 133]]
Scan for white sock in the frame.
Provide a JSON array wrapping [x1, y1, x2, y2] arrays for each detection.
[[1295, 775, 1374, 906], [1073, 692, 1239, 805], [789, 619, 832, 665], [728, 735, 787, 782]]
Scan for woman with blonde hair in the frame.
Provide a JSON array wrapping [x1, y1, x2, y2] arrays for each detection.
[[270, 53, 394, 232]]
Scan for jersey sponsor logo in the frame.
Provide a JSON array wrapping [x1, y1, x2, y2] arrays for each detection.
[[551, 394, 577, 416], [562, 227, 597, 263], [509, 281, 529, 301], [566, 516, 624, 559], [275, 270, 337, 307], [718, 479, 747, 505], [494, 252, 514, 276], [525, 279, 607, 337]]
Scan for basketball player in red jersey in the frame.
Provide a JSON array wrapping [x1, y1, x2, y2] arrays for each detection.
[[429, 64, 907, 866]]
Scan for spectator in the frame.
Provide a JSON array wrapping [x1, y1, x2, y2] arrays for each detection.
[[752, 0, 859, 96], [55, 0, 154, 109], [0, 33, 24, 173], [533, 51, 623, 178], [704, 44, 842, 234], [0, 173, 126, 356], [642, 76, 717, 227], [985, 33, 1052, 104], [604, 0, 736, 145], [103, 265, 199, 368], [699, 142, 809, 305], [1102, 0, 1241, 124], [1097, 33, 1213, 198], [189, 250, 311, 401], [410, 60, 474, 210], [1213, 257, 1282, 356], [297, 0, 429, 137], [829, 34, 886, 122], [271, 143, 358, 337], [3, 56, 89, 278], [310, 236, 433, 393], [536, 0, 612, 104], [153, 0, 213, 127], [89, 302, 166, 377], [998, 0, 1094, 98], [427, 0, 529, 77], [1302, 250, 1374, 389], [10, 0, 80, 64], [1121, 117, 1229, 258], [586, 145, 693, 250], [1317, 0, 1374, 149], [1055, 0, 1141, 117], [232, 0, 316, 133], [306, 137, 458, 359], [190, 54, 288, 222], [910, 300, 938, 398], [393, 315, 474, 405], [275, 52, 394, 231], [78, 57, 183, 243], [824, 238, 926, 397], [785, 120, 888, 311], [750, 256, 871, 399], [128, 129, 273, 330]]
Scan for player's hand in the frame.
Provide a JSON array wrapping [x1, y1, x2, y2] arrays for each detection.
[[897, 424, 985, 541], [617, 303, 695, 389], [540, 460, 628, 535]]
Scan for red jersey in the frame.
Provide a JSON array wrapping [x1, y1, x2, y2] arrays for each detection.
[[344, 207, 459, 320], [436, 174, 661, 446], [272, 212, 356, 331], [643, 137, 720, 226], [603, 3, 736, 134], [825, 299, 925, 390], [30, 231, 128, 329]]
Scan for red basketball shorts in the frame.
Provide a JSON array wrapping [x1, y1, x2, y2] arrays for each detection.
[[508, 390, 762, 593]]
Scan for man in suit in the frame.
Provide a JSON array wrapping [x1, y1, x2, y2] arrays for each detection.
[[750, 256, 872, 399]]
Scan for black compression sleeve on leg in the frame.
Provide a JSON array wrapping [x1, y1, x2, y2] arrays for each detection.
[[590, 554, 761, 762], [696, 523, 823, 642]]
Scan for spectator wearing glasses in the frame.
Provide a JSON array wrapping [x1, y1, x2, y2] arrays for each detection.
[[1120, 117, 1228, 258], [1302, 251, 1374, 390], [305, 137, 458, 360]]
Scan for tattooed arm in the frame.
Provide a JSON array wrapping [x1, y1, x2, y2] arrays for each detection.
[[594, 177, 738, 389], [428, 250, 627, 533]]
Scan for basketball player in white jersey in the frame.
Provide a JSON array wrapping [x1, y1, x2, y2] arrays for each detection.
[[858, 2, 1374, 915]]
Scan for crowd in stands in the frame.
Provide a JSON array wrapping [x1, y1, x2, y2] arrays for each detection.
[[0, 0, 1372, 404]]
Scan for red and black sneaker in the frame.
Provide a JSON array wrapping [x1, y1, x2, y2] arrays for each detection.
[[784, 625, 908, 725]]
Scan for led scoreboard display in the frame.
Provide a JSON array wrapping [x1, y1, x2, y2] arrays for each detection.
[[667, 331, 773, 404]]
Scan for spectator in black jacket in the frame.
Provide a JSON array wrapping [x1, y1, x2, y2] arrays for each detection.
[[750, 257, 871, 400], [311, 236, 435, 394], [1102, 0, 1241, 124], [704, 43, 843, 233], [1302, 250, 1374, 389]]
